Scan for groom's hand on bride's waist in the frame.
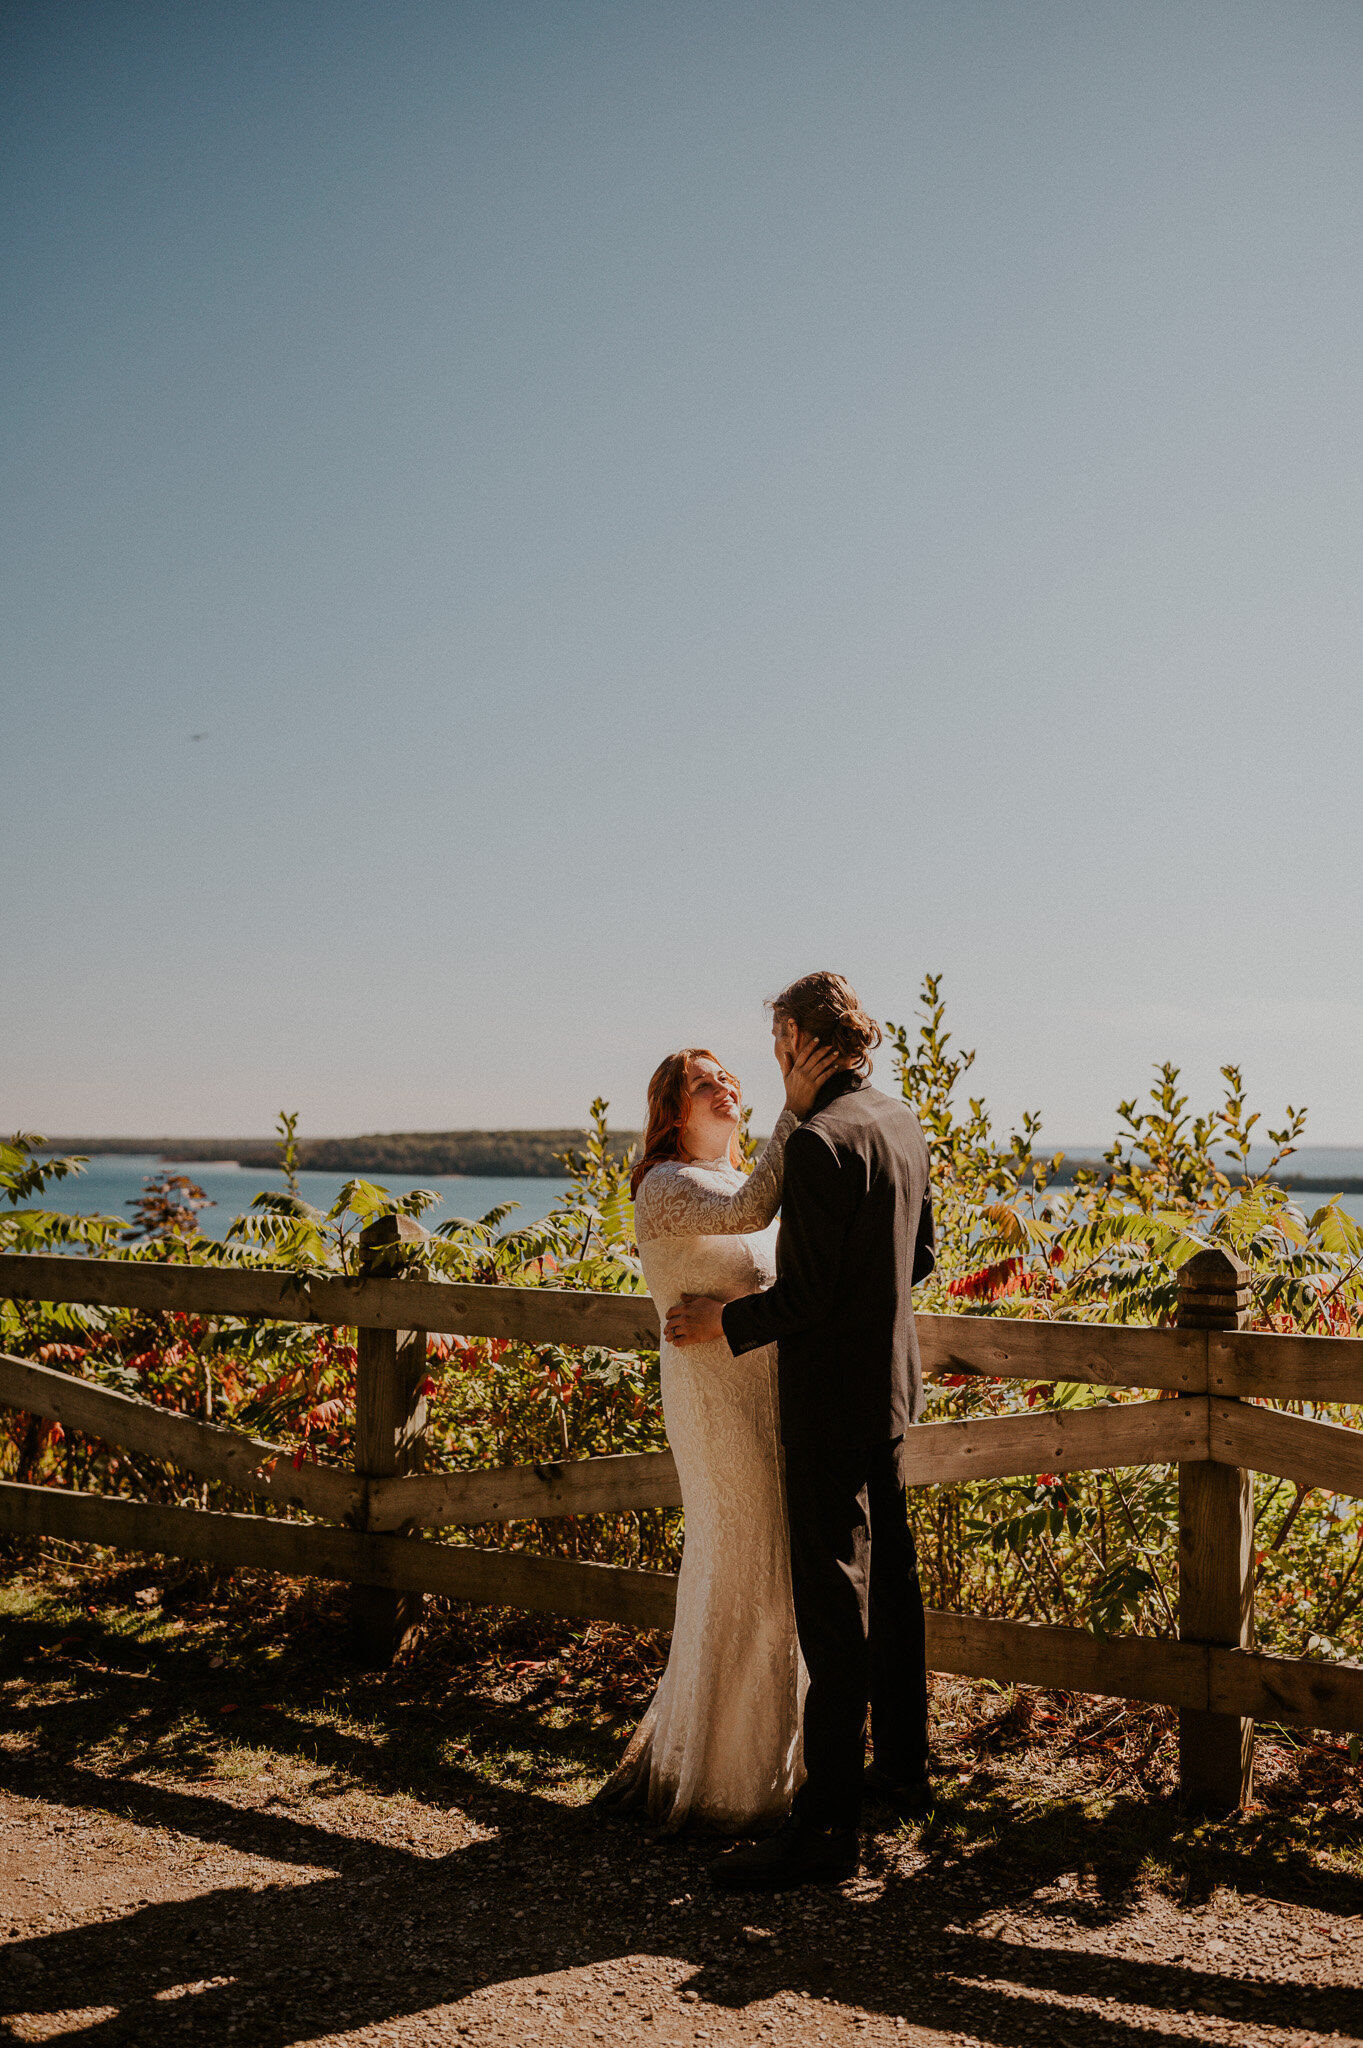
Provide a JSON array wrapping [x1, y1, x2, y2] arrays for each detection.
[[664, 1294, 727, 1348]]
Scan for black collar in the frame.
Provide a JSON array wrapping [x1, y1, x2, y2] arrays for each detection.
[[812, 1068, 866, 1114]]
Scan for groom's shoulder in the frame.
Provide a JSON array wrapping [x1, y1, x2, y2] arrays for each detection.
[[815, 1080, 907, 1123], [806, 1082, 927, 1156], [803, 1081, 904, 1138]]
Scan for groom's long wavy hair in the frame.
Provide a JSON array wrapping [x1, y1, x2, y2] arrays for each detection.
[[769, 970, 882, 1074], [631, 1049, 744, 1197]]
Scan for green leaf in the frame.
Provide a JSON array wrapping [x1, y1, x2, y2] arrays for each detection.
[[328, 1178, 392, 1223], [596, 1186, 636, 1249]]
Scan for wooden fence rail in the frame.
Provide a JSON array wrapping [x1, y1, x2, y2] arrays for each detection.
[[6, 1250, 1363, 1398], [2, 1244, 1361, 1813]]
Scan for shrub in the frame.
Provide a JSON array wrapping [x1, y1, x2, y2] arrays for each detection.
[[5, 989, 1362, 1656]]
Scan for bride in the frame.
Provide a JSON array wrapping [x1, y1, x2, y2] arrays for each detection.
[[597, 1036, 837, 1831]]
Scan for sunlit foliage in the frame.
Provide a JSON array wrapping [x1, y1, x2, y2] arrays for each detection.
[[5, 986, 1362, 1657]]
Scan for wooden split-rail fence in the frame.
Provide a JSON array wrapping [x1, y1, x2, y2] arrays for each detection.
[[2, 1237, 1362, 1814]]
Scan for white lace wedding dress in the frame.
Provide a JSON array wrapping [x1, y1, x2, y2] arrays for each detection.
[[597, 1111, 807, 1831]]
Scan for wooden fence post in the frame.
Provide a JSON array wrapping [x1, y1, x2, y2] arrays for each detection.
[[352, 1213, 428, 1666], [1177, 1247, 1254, 1812]]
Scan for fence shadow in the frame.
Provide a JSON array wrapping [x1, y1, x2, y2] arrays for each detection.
[[5, 1766, 1363, 2047], [4, 1611, 1362, 2047]]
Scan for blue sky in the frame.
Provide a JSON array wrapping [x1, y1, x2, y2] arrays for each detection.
[[4, 1, 1361, 1145]]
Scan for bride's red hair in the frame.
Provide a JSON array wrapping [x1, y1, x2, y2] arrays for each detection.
[[631, 1048, 744, 1197]]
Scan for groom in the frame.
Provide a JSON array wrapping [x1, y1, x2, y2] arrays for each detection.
[[666, 970, 936, 1890]]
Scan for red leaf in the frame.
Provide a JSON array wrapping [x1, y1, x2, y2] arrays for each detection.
[[947, 1257, 1025, 1303]]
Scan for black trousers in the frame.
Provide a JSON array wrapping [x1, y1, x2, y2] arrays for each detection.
[[784, 1435, 928, 1831]]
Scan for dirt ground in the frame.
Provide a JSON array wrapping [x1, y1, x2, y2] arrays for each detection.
[[2, 1561, 1361, 2048]]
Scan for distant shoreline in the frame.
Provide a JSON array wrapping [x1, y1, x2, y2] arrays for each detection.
[[35, 1133, 1363, 1194], [38, 1131, 641, 1179], [1040, 1162, 1363, 1195]]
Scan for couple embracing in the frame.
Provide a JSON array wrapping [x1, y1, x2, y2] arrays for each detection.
[[597, 971, 937, 1892]]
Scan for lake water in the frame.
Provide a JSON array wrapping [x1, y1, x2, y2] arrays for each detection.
[[24, 1153, 1363, 1236], [27, 1156, 570, 1239]]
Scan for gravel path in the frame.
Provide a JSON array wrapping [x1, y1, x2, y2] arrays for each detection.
[[3, 1772, 1361, 2047]]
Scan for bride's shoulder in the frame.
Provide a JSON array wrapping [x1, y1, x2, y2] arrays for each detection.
[[634, 1158, 714, 1216], [638, 1157, 731, 1191]]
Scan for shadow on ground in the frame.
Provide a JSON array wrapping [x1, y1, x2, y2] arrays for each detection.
[[3, 1591, 1362, 2046]]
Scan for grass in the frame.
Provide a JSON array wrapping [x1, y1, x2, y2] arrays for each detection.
[[0, 1548, 675, 1829]]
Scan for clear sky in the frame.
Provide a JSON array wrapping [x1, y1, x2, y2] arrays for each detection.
[[4, 1, 1361, 1148]]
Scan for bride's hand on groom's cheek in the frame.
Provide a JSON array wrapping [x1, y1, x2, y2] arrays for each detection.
[[665, 1294, 725, 1347]]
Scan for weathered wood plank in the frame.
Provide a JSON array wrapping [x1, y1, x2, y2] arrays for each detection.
[[1180, 1455, 1254, 1656], [1211, 1400, 1363, 1499], [9, 1253, 1359, 1399], [0, 1348, 681, 1529], [0, 1482, 678, 1630], [0, 1254, 661, 1350], [924, 1609, 1208, 1710], [0, 1350, 362, 1522], [356, 1321, 429, 1518], [6, 1473, 1356, 1729], [917, 1315, 1206, 1392], [1208, 1646, 1363, 1734], [1177, 1261, 1254, 1814], [0, 1349, 677, 1533], [904, 1396, 1207, 1487], [925, 1616, 1363, 1732], [0, 1257, 1201, 1384], [1179, 1448, 1255, 1812], [352, 1213, 429, 1661], [0, 1377, 1212, 1534], [371, 1448, 684, 1526], [1210, 1330, 1363, 1405]]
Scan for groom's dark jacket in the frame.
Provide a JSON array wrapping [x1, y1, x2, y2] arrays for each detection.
[[721, 1071, 935, 1454]]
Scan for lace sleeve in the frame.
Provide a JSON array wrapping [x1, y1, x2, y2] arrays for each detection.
[[634, 1110, 799, 1242]]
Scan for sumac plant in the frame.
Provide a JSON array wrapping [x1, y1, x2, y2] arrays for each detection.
[[1, 1113, 674, 1571], [5, 990, 1362, 1653], [887, 974, 1363, 1660]]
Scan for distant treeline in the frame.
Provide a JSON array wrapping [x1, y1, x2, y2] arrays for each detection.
[[40, 1136, 1363, 1193], [1039, 1159, 1363, 1195], [43, 1131, 642, 1179]]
